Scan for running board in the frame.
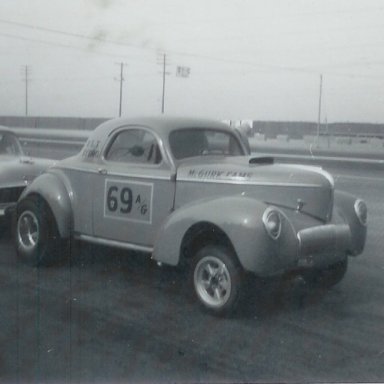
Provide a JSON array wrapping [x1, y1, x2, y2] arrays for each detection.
[[74, 233, 153, 254]]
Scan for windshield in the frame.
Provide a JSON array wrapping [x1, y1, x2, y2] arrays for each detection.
[[0, 132, 22, 156], [169, 128, 244, 160]]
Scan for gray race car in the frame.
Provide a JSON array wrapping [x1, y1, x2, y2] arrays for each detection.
[[13, 117, 367, 315], [0, 126, 54, 234]]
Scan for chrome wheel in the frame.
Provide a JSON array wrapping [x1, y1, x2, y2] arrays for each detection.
[[194, 255, 232, 308], [17, 210, 40, 252], [15, 197, 66, 267]]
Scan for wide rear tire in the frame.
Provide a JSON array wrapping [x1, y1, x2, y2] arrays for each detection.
[[15, 197, 67, 266]]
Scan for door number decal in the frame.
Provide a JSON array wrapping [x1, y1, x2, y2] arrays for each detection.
[[104, 179, 153, 223]]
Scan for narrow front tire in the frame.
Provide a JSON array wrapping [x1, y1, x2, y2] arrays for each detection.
[[191, 245, 243, 316], [304, 258, 348, 289]]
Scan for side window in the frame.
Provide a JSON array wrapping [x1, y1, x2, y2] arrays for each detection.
[[169, 129, 244, 160], [105, 129, 162, 165], [205, 132, 243, 156]]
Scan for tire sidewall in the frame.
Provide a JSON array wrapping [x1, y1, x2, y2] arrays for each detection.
[[319, 258, 348, 288], [305, 258, 348, 289], [191, 245, 242, 316], [15, 198, 50, 266]]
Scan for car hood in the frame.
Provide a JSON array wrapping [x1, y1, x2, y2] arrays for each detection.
[[175, 156, 334, 222], [0, 155, 55, 188]]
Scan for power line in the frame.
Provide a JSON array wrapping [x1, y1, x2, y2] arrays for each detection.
[[135, 5, 384, 28], [0, 32, 155, 66], [1, 20, 384, 80], [173, 22, 384, 44], [2, 29, 383, 81], [3, 16, 384, 50], [0, 18, 161, 63], [0, 29, 297, 73], [0, 18, 144, 50], [0, 18, 346, 75]]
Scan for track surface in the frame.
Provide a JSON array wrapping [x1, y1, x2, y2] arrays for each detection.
[[0, 162, 383, 383]]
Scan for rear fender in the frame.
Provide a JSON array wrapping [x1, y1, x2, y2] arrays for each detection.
[[19, 172, 72, 238]]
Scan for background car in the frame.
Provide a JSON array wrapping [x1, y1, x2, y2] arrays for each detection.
[[13, 117, 367, 315], [0, 126, 55, 235]]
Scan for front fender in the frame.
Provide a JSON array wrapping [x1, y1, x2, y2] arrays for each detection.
[[19, 171, 72, 238], [334, 190, 367, 255], [153, 195, 298, 276]]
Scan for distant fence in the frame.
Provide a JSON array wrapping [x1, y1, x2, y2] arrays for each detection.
[[253, 121, 384, 139], [1, 116, 384, 140], [0, 116, 109, 131]]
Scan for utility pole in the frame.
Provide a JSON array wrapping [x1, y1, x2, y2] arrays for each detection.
[[157, 53, 170, 114], [161, 54, 166, 114], [316, 74, 323, 146], [115, 62, 127, 117], [21, 65, 30, 116]]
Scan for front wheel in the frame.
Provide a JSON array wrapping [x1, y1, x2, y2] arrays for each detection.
[[191, 245, 243, 316], [15, 197, 66, 266], [305, 258, 348, 289]]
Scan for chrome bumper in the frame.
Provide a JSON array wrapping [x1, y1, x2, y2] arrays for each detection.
[[297, 224, 351, 268]]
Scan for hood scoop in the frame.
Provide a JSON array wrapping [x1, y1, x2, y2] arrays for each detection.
[[249, 156, 274, 165]]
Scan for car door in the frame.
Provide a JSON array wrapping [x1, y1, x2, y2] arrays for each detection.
[[92, 126, 175, 247]]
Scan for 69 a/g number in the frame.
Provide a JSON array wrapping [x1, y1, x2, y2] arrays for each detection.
[[107, 186, 134, 213], [104, 180, 152, 222]]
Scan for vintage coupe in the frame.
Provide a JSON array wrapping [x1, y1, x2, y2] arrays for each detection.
[[14, 117, 367, 315], [0, 126, 54, 234]]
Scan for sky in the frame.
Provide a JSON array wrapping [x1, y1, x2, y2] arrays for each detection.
[[0, 0, 384, 123]]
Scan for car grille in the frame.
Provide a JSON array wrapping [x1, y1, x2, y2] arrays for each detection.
[[0, 187, 24, 204]]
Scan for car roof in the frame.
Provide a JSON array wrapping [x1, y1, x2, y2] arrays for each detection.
[[77, 116, 250, 162], [91, 116, 232, 141]]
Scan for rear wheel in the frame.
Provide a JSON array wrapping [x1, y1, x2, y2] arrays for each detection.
[[15, 197, 66, 266], [191, 245, 243, 316]]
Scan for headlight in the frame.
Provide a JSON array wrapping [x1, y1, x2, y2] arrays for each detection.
[[354, 199, 367, 226], [262, 208, 282, 240]]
